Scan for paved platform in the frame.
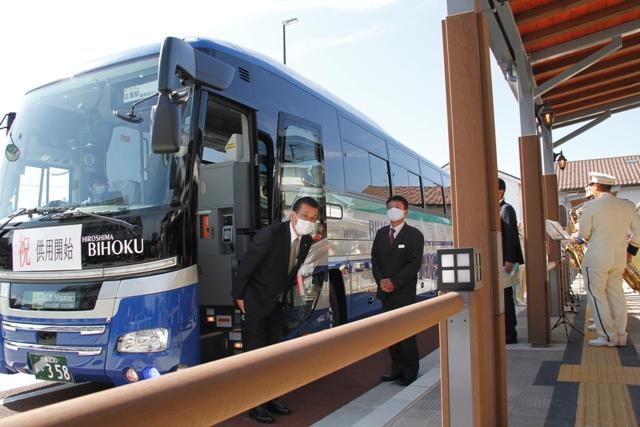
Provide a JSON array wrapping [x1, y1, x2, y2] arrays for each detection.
[[315, 278, 640, 426]]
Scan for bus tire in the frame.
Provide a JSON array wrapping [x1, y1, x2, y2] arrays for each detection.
[[329, 269, 347, 327]]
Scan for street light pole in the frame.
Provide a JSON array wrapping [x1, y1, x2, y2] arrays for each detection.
[[282, 17, 299, 65]]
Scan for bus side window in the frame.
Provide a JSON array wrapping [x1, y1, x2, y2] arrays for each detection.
[[257, 132, 273, 226], [278, 117, 325, 222], [391, 164, 423, 208], [423, 177, 446, 217]]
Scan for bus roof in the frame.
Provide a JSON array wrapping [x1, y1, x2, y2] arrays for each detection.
[[32, 37, 447, 178]]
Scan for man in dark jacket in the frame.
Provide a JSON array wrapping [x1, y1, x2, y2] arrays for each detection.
[[232, 196, 319, 423], [372, 195, 425, 386], [499, 178, 524, 344]]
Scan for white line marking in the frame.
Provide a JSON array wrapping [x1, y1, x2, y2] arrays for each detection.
[[0, 383, 79, 406]]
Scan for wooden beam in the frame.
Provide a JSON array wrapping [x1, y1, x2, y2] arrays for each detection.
[[547, 77, 640, 108], [515, 0, 591, 27], [536, 51, 640, 88], [544, 69, 640, 102], [522, 1, 640, 48], [554, 90, 640, 116], [532, 33, 640, 77]]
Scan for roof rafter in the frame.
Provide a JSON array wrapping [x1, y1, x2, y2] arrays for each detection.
[[514, 0, 592, 27], [530, 18, 640, 64], [522, 1, 640, 48]]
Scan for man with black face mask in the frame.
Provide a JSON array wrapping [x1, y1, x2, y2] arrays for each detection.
[[232, 196, 319, 423], [372, 195, 425, 386]]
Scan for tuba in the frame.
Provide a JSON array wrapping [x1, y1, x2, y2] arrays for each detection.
[[566, 198, 640, 291], [564, 203, 588, 273]]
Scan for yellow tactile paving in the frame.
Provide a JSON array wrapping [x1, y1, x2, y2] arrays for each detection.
[[557, 305, 639, 427]]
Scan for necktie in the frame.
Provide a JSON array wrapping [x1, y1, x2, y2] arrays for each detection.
[[389, 228, 396, 248], [288, 238, 300, 274]]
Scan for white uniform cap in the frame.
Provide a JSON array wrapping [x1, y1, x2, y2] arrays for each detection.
[[588, 172, 616, 186]]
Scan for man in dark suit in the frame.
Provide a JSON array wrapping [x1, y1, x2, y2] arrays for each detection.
[[499, 178, 524, 344], [232, 196, 319, 424], [372, 195, 425, 386]]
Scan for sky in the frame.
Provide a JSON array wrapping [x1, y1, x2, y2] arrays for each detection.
[[0, 0, 637, 178]]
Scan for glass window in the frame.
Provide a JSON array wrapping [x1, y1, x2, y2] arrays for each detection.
[[202, 100, 248, 165], [391, 165, 422, 207], [344, 142, 371, 195], [368, 154, 390, 201], [257, 134, 273, 226], [388, 144, 419, 173], [338, 115, 386, 159], [423, 177, 446, 217], [408, 172, 423, 207], [442, 174, 452, 217], [279, 118, 324, 223], [420, 162, 443, 185]]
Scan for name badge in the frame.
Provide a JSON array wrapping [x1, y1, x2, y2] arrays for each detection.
[[398, 244, 405, 248]]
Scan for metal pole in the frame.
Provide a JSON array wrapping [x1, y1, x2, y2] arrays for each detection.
[[283, 24, 287, 65], [541, 126, 554, 175]]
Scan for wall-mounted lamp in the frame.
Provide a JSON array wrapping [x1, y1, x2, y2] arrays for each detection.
[[554, 151, 567, 171], [436, 247, 483, 292], [536, 104, 555, 129]]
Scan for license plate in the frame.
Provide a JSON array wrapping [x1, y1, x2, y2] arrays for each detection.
[[29, 354, 75, 383]]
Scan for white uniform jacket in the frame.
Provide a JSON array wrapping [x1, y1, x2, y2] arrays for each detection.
[[578, 193, 640, 270]]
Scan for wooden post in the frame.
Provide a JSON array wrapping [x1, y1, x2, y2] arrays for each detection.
[[519, 135, 551, 344], [544, 174, 563, 315], [442, 9, 506, 426]]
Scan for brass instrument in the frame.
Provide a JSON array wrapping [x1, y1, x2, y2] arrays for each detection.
[[564, 203, 588, 273], [565, 198, 640, 291], [624, 258, 640, 291]]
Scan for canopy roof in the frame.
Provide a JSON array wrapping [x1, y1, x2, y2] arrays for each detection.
[[486, 0, 640, 128]]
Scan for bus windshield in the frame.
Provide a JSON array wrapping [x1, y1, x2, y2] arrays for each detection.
[[0, 56, 187, 219]]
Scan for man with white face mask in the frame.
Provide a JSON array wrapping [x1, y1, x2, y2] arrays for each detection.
[[372, 195, 425, 386], [232, 196, 319, 423]]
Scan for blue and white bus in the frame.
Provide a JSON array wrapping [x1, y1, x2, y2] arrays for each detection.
[[0, 37, 452, 385]]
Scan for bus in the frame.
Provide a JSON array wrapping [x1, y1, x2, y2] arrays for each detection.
[[0, 37, 452, 385]]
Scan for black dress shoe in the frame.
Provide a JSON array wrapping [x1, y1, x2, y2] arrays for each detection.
[[249, 406, 274, 424], [380, 373, 402, 382], [267, 399, 292, 415], [506, 337, 518, 344], [394, 377, 416, 386]]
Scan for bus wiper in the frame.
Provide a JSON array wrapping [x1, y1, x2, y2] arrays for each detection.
[[53, 208, 141, 236], [0, 207, 69, 233]]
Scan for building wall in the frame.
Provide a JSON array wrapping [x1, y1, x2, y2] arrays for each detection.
[[617, 186, 640, 206]]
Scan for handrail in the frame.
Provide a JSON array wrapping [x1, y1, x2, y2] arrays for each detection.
[[0, 292, 463, 427]]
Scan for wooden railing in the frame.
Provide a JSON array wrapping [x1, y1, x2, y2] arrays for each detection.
[[0, 292, 463, 427]]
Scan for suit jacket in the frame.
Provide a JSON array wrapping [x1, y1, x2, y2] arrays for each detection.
[[579, 193, 640, 270], [232, 221, 312, 318], [500, 200, 524, 265], [371, 223, 425, 306]]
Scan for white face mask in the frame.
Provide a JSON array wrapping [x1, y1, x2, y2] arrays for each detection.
[[295, 218, 316, 236], [387, 207, 405, 222]]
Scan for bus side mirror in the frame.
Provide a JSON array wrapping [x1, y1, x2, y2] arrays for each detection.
[[150, 93, 180, 154]]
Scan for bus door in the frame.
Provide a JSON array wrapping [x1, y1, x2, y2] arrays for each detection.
[[196, 93, 255, 312], [276, 113, 329, 335]]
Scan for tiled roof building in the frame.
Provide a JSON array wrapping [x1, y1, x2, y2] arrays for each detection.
[[555, 155, 640, 192]]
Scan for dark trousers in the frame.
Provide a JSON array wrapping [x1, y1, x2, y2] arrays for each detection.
[[382, 300, 419, 380], [504, 286, 517, 341], [243, 301, 284, 352]]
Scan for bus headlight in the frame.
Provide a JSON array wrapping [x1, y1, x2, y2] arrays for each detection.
[[117, 328, 169, 353]]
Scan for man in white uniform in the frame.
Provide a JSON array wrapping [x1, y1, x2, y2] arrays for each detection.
[[576, 172, 640, 347]]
